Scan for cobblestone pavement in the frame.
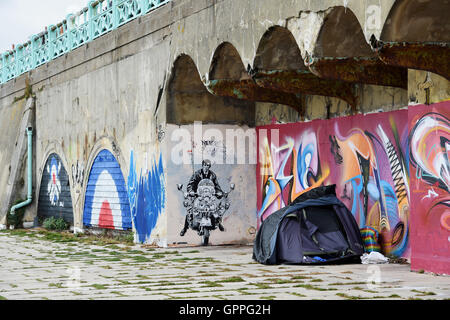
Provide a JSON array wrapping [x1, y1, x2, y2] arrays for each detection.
[[0, 230, 449, 300]]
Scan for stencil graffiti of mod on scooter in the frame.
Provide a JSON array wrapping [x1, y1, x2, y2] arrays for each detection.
[[177, 159, 235, 246]]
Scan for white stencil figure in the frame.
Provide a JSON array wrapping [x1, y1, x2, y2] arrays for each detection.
[[47, 157, 62, 206]]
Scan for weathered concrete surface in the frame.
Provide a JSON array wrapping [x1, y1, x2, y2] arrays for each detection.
[[0, 230, 449, 300], [164, 123, 257, 246], [0, 0, 448, 252], [0, 97, 34, 225]]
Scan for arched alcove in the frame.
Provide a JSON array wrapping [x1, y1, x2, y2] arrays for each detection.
[[83, 149, 132, 231], [309, 6, 406, 89], [167, 54, 255, 126], [381, 0, 450, 42], [254, 26, 306, 71], [209, 42, 248, 81], [314, 6, 375, 58], [37, 153, 74, 225]]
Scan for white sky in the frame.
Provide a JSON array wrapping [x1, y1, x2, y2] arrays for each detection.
[[0, 0, 89, 53]]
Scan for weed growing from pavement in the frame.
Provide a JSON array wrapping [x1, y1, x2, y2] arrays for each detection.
[[91, 284, 108, 290], [218, 276, 245, 283], [260, 295, 276, 300], [199, 280, 223, 287], [293, 284, 337, 291], [48, 283, 64, 288], [411, 289, 436, 296], [250, 282, 272, 289]]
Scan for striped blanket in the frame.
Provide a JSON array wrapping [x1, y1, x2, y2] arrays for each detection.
[[360, 226, 381, 253]]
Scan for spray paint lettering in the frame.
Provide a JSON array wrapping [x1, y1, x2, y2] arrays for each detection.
[[257, 110, 411, 257]]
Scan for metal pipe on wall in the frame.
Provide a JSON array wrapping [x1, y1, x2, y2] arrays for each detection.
[[10, 127, 33, 215]]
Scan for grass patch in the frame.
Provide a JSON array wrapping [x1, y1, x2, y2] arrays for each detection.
[[291, 275, 312, 280], [270, 279, 291, 285], [48, 283, 64, 288], [200, 281, 223, 288], [411, 289, 436, 296], [329, 281, 367, 286], [91, 284, 108, 290], [130, 256, 152, 263], [0, 296, 7, 300], [293, 284, 336, 291], [250, 283, 272, 289], [336, 293, 367, 300], [218, 277, 245, 283], [259, 295, 276, 300], [290, 292, 307, 297]]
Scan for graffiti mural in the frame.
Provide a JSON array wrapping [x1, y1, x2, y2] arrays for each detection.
[[408, 102, 450, 274], [127, 150, 166, 244], [257, 110, 411, 257], [38, 153, 73, 223], [83, 149, 132, 230], [258, 129, 329, 224], [177, 159, 234, 246]]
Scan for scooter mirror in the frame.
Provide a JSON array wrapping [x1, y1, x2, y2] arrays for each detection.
[[177, 184, 183, 191]]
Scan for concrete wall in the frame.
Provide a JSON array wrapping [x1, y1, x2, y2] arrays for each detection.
[[164, 123, 257, 246], [0, 0, 448, 274]]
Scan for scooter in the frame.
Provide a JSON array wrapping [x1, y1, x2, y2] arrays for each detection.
[[177, 179, 234, 246]]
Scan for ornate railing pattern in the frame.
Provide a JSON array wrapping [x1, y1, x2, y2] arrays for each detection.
[[0, 0, 170, 84]]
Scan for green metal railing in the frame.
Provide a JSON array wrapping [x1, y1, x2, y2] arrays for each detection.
[[0, 0, 170, 85]]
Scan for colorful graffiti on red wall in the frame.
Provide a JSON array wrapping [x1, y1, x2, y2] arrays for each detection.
[[408, 102, 450, 274], [257, 109, 411, 257]]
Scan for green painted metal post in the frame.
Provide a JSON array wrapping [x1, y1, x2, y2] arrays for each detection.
[[13, 48, 18, 80], [88, 1, 96, 41], [66, 14, 75, 50], [47, 25, 55, 62], [30, 35, 37, 69], [113, 0, 119, 28], [1, 53, 5, 83]]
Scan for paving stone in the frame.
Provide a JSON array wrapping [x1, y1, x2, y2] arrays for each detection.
[[0, 232, 449, 300]]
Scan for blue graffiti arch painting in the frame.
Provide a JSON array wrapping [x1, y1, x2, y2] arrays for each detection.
[[83, 149, 132, 230]]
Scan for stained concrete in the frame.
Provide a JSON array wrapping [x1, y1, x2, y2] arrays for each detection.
[[0, 230, 448, 300]]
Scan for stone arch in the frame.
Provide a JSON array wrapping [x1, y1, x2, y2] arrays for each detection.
[[166, 54, 255, 126], [36, 145, 74, 226], [209, 42, 248, 81], [308, 6, 407, 89], [373, 0, 450, 80], [251, 25, 359, 116], [314, 6, 375, 58], [80, 136, 131, 231], [381, 0, 450, 42], [254, 26, 305, 71]]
